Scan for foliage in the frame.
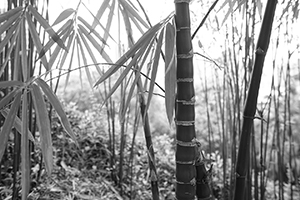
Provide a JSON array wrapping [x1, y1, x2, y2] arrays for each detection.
[[1, 0, 300, 199]]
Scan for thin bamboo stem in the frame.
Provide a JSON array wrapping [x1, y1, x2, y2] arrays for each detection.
[[234, 0, 277, 199]]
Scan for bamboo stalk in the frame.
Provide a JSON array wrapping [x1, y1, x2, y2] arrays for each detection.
[[174, 0, 197, 199], [233, 0, 277, 199]]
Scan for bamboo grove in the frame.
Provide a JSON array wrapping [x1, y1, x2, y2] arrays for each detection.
[[0, 0, 300, 199]]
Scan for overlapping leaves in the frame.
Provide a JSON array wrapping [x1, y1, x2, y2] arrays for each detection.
[[94, 12, 176, 122], [0, 78, 78, 174]]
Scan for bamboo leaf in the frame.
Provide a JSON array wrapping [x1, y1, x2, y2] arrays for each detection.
[[0, 81, 24, 88], [0, 9, 20, 36], [0, 20, 18, 55], [57, 31, 75, 70], [146, 28, 164, 113], [0, 6, 22, 23], [0, 22, 20, 77], [64, 37, 76, 89], [121, 69, 140, 121], [35, 78, 78, 146], [13, 30, 21, 79], [76, 35, 94, 88], [128, 11, 145, 34], [102, 45, 146, 105], [28, 5, 67, 50], [0, 91, 21, 162], [81, 2, 116, 43], [21, 17, 28, 80], [165, 22, 176, 125], [40, 19, 72, 59], [94, 22, 162, 87], [78, 16, 108, 47], [78, 24, 112, 63], [76, 28, 102, 75], [100, 0, 115, 44], [0, 109, 35, 142], [30, 84, 53, 174], [21, 90, 30, 200], [121, 37, 157, 119], [119, 0, 149, 29], [26, 12, 49, 70], [49, 27, 73, 69], [0, 90, 17, 109], [91, 0, 110, 29], [120, 5, 134, 46], [52, 8, 75, 26]]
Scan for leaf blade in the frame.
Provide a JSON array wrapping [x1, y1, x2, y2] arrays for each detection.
[[146, 28, 164, 114], [0, 109, 35, 142], [26, 12, 49, 70], [52, 8, 75, 26], [28, 5, 67, 50], [35, 78, 78, 146], [30, 84, 53, 174], [0, 6, 23, 24], [0, 91, 21, 162], [94, 22, 162, 87], [164, 22, 176, 125], [0, 81, 24, 88]]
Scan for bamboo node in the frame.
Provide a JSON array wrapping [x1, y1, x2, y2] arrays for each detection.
[[235, 172, 246, 179], [176, 120, 195, 126], [256, 47, 265, 55], [174, 0, 191, 4], [177, 26, 191, 31], [176, 160, 195, 165], [176, 97, 195, 105], [176, 139, 197, 147], [176, 178, 196, 185], [177, 78, 193, 82], [177, 49, 193, 59], [243, 115, 254, 119]]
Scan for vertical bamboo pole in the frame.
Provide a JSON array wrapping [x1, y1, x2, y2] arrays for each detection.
[[234, 0, 277, 199], [174, 0, 196, 199]]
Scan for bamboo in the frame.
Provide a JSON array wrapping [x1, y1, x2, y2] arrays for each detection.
[[174, 0, 197, 199], [234, 0, 277, 199], [138, 83, 160, 200]]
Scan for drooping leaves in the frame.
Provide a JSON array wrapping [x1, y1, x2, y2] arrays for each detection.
[[146, 28, 164, 115], [119, 0, 149, 30], [164, 22, 176, 125], [91, 0, 110, 30], [35, 78, 78, 146], [26, 12, 49, 70], [0, 91, 21, 162], [28, 5, 67, 50], [94, 22, 162, 87], [31, 84, 53, 174], [0, 109, 35, 142]]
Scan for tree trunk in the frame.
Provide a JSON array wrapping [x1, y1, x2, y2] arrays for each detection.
[[174, 0, 196, 199]]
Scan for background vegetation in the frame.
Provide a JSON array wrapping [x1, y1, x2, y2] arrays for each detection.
[[0, 0, 300, 199]]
